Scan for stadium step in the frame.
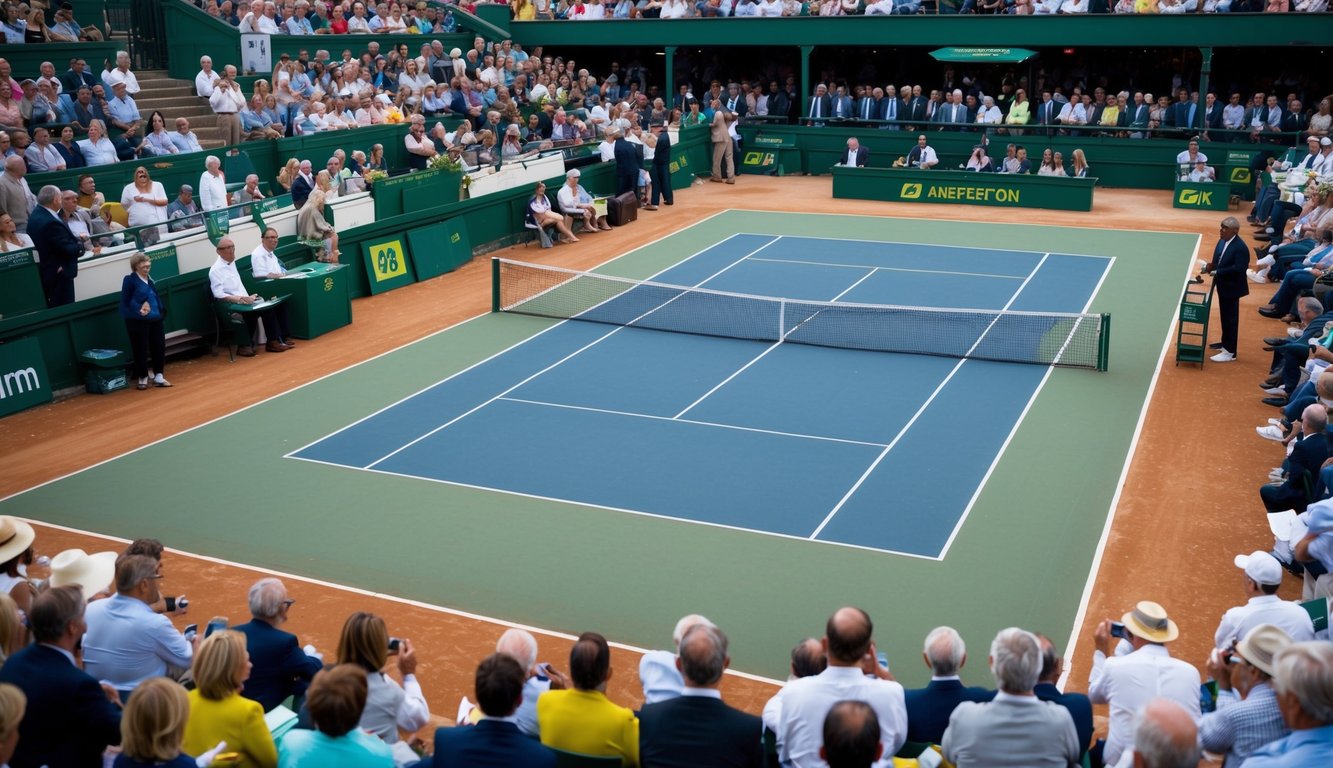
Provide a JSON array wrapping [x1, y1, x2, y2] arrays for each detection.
[[129, 71, 224, 148]]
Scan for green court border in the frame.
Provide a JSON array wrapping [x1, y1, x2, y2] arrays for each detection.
[[2, 211, 1197, 686]]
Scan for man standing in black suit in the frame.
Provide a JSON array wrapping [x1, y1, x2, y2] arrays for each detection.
[[613, 131, 641, 198], [29, 184, 83, 308], [1203, 216, 1249, 362], [639, 624, 763, 768], [648, 121, 673, 208], [0, 585, 122, 768]]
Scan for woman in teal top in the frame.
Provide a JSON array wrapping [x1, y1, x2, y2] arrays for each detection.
[[278, 666, 393, 768], [119, 252, 170, 390]]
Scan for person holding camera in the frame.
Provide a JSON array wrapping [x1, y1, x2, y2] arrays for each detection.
[[1087, 601, 1201, 768], [334, 612, 429, 748]]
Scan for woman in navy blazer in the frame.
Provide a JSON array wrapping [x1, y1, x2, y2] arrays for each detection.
[[119, 252, 170, 390]]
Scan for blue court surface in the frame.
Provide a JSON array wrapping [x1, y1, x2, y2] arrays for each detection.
[[291, 234, 1112, 559]]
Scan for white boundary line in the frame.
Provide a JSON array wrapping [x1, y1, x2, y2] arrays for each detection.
[[936, 255, 1117, 561], [1057, 233, 1202, 688], [747, 255, 1027, 281], [806, 253, 1051, 543], [18, 518, 783, 686], [1, 210, 736, 505], [499, 396, 891, 449], [725, 206, 1201, 237], [283, 454, 943, 562]]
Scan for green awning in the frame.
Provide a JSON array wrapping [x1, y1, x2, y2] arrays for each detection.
[[929, 47, 1039, 63]]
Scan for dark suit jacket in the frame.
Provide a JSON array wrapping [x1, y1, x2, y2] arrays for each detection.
[[856, 96, 879, 121], [234, 618, 324, 712], [843, 146, 869, 167], [903, 679, 995, 744], [906, 96, 927, 123], [1210, 235, 1250, 300], [651, 131, 672, 167], [639, 694, 763, 768], [0, 644, 122, 768], [290, 173, 314, 208], [1280, 433, 1330, 499], [1282, 111, 1308, 135], [30, 203, 82, 302], [1036, 100, 1060, 126], [1205, 103, 1225, 130], [431, 719, 556, 768], [831, 95, 853, 119], [807, 93, 832, 120], [1034, 682, 1093, 757]]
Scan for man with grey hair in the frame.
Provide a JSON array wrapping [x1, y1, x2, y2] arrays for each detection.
[[1201, 216, 1248, 361], [233, 577, 323, 712], [904, 626, 993, 744], [496, 627, 567, 737], [30, 182, 84, 307], [0, 153, 34, 231], [82, 554, 198, 698], [1241, 641, 1333, 765], [941, 627, 1079, 767], [195, 55, 219, 98], [199, 155, 228, 212], [1261, 402, 1329, 512], [1126, 699, 1200, 768], [1199, 624, 1291, 767], [639, 613, 715, 704], [639, 624, 763, 766]]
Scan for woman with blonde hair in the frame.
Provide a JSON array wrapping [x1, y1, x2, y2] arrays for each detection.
[[0, 213, 33, 253], [297, 190, 340, 263], [276, 158, 300, 193], [0, 683, 25, 768], [1070, 148, 1091, 178], [0, 594, 24, 663], [24, 8, 49, 43], [115, 678, 195, 768], [183, 631, 277, 768], [335, 612, 429, 745]]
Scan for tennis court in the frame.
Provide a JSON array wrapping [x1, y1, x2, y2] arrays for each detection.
[[0, 211, 1195, 680], [292, 235, 1111, 558]]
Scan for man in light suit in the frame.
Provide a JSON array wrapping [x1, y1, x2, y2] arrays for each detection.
[[639, 624, 764, 767], [233, 578, 324, 712], [0, 585, 122, 768], [1202, 216, 1250, 361], [431, 653, 556, 767], [710, 99, 736, 184], [30, 184, 83, 308], [904, 627, 994, 744], [941, 627, 1080, 768]]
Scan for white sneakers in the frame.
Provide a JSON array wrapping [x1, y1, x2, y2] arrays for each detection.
[[1257, 254, 1276, 267], [1263, 386, 1288, 395], [1211, 350, 1236, 362], [1247, 268, 1269, 283], [1256, 425, 1286, 441]]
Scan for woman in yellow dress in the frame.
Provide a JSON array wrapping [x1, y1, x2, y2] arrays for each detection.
[[182, 631, 277, 768]]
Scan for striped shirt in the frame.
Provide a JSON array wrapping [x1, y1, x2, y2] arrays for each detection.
[[1198, 683, 1289, 768]]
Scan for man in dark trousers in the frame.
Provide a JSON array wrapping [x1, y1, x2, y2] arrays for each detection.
[[1203, 216, 1249, 362], [639, 623, 763, 767], [29, 184, 83, 308], [649, 121, 673, 208], [613, 131, 641, 198]]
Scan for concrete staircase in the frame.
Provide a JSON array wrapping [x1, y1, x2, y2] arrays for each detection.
[[133, 70, 227, 149]]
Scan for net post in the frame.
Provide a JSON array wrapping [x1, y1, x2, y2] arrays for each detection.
[[1097, 313, 1111, 372], [779, 299, 786, 341], [491, 257, 500, 313]]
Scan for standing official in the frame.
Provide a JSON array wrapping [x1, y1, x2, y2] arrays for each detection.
[[1204, 216, 1249, 362]]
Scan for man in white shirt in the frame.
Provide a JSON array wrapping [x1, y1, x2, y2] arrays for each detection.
[[1087, 601, 1201, 767], [82, 555, 198, 698], [101, 51, 140, 96], [638, 614, 714, 705], [195, 55, 220, 98], [237, 0, 265, 32], [23, 126, 65, 173], [1215, 552, 1315, 650], [557, 169, 613, 232], [209, 73, 245, 147], [198, 155, 229, 212], [778, 607, 907, 767], [256, 2, 283, 34], [209, 237, 293, 356], [171, 117, 205, 154], [905, 134, 938, 169], [761, 638, 826, 736]]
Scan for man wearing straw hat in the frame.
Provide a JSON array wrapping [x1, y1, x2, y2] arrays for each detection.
[[1199, 624, 1292, 767], [1088, 601, 1201, 767], [47, 548, 117, 601]]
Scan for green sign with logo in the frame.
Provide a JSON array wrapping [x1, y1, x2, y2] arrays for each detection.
[[1172, 180, 1229, 211], [362, 234, 416, 295], [929, 47, 1038, 63], [832, 167, 1096, 212], [0, 337, 52, 418], [740, 149, 779, 174]]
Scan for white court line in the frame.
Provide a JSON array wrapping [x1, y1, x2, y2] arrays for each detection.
[[935, 255, 1117, 562], [18, 518, 784, 686], [284, 454, 942, 562], [362, 237, 781, 470], [673, 262, 882, 421], [727, 207, 1192, 238], [1058, 235, 1200, 689], [499, 396, 890, 448], [747, 256, 1027, 281], [806, 253, 1052, 542], [284, 228, 749, 460]]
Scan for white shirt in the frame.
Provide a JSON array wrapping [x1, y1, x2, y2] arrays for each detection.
[[250, 245, 285, 278], [1215, 595, 1316, 649], [1088, 644, 1201, 767], [639, 649, 684, 704], [195, 68, 220, 98], [102, 67, 140, 95], [557, 183, 588, 214], [209, 85, 244, 114], [256, 14, 283, 34], [778, 666, 907, 768], [83, 594, 194, 693], [198, 170, 228, 211], [209, 256, 249, 299]]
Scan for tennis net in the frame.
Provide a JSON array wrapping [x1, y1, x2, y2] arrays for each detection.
[[491, 258, 1110, 371]]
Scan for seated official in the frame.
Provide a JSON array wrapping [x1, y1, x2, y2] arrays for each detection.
[[537, 632, 639, 765], [234, 578, 323, 713], [556, 169, 613, 232], [0, 586, 122, 768], [903, 134, 938, 169], [83, 555, 196, 699], [183, 631, 278, 768], [429, 654, 556, 767], [840, 137, 868, 168], [277, 666, 393, 768], [209, 237, 295, 357]]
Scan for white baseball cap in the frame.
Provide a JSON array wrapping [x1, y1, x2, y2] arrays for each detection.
[[1234, 550, 1283, 586]]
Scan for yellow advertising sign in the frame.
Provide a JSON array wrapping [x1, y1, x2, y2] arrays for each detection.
[[368, 239, 408, 283]]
